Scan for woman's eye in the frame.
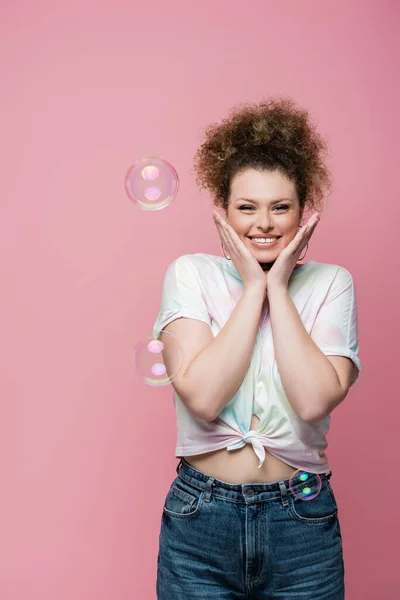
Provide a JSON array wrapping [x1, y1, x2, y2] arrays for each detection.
[[239, 205, 288, 211]]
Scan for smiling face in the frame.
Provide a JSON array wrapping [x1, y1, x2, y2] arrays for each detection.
[[225, 168, 304, 270]]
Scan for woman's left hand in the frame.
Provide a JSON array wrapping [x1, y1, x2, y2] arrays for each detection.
[[267, 212, 321, 290]]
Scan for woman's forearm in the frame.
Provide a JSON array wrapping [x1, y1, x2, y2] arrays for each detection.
[[268, 283, 344, 423], [184, 284, 266, 421]]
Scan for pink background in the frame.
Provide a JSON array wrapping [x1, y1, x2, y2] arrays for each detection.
[[0, 1, 398, 598]]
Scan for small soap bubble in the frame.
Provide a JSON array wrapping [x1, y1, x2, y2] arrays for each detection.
[[289, 470, 322, 501], [125, 157, 179, 211], [132, 330, 185, 386]]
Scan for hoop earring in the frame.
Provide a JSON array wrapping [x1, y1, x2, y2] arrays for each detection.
[[298, 242, 309, 261], [221, 243, 231, 260], [297, 223, 309, 262]]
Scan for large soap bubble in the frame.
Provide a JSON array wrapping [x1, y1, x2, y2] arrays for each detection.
[[125, 156, 179, 211]]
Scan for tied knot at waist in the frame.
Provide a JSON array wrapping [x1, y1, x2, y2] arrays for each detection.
[[226, 429, 266, 469]]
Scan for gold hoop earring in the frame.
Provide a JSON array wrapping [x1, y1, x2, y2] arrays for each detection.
[[221, 243, 231, 260], [298, 242, 309, 261], [297, 223, 309, 262]]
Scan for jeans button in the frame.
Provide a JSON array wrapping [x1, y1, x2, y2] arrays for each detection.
[[246, 488, 254, 497]]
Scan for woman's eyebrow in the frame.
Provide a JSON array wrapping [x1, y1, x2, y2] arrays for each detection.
[[235, 197, 293, 204]]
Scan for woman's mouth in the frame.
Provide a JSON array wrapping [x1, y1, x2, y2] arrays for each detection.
[[248, 236, 281, 249]]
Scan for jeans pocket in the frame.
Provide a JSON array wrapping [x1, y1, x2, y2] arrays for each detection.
[[287, 481, 338, 524], [163, 479, 205, 519]]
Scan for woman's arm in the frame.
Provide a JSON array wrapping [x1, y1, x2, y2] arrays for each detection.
[[268, 282, 348, 423], [163, 283, 266, 421]]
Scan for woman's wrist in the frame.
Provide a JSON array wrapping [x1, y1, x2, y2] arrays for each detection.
[[243, 281, 267, 298]]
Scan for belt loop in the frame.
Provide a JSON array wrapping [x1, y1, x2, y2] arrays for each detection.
[[176, 458, 183, 474], [203, 476, 215, 503], [278, 480, 289, 506]]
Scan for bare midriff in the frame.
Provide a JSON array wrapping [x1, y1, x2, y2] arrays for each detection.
[[183, 413, 298, 484]]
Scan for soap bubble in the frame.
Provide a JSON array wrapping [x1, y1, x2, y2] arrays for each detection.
[[289, 470, 322, 501], [132, 329, 185, 386], [125, 156, 179, 211]]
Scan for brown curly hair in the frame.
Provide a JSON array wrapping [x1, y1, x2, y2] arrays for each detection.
[[193, 96, 332, 222]]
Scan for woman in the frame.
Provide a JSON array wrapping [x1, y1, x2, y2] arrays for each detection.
[[154, 97, 361, 599]]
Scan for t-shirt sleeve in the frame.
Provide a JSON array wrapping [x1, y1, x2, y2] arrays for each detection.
[[310, 266, 362, 387], [153, 255, 212, 340]]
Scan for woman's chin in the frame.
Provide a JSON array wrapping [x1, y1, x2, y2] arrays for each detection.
[[249, 246, 279, 260]]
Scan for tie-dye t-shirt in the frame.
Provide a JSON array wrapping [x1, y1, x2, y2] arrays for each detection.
[[153, 253, 361, 474]]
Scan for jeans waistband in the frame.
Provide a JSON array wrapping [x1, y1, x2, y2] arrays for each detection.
[[175, 457, 332, 505]]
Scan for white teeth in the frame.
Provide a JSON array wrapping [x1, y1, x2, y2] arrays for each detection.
[[251, 237, 279, 243]]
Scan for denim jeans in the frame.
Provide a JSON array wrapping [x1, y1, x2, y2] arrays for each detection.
[[156, 457, 344, 599]]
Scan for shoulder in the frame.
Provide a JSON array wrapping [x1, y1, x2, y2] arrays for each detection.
[[166, 253, 222, 274], [304, 263, 359, 314], [307, 260, 355, 285]]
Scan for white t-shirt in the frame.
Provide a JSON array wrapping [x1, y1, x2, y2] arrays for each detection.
[[153, 253, 361, 473]]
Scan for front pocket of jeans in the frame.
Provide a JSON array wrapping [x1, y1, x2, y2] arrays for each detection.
[[287, 483, 338, 524], [163, 483, 204, 519]]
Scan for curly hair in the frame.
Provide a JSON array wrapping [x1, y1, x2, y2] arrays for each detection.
[[193, 96, 332, 221]]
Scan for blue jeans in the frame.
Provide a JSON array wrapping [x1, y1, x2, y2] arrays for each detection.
[[157, 457, 344, 599]]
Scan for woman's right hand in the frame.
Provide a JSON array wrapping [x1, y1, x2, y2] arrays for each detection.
[[212, 211, 268, 292]]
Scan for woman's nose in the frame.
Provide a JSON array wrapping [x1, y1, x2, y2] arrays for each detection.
[[255, 214, 273, 231]]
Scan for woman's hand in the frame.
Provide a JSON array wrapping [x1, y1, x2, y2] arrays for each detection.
[[212, 211, 268, 291], [212, 210, 321, 292], [266, 212, 321, 290]]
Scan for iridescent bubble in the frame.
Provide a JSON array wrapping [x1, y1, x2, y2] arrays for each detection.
[[132, 330, 185, 386], [289, 470, 322, 501], [125, 157, 179, 211]]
